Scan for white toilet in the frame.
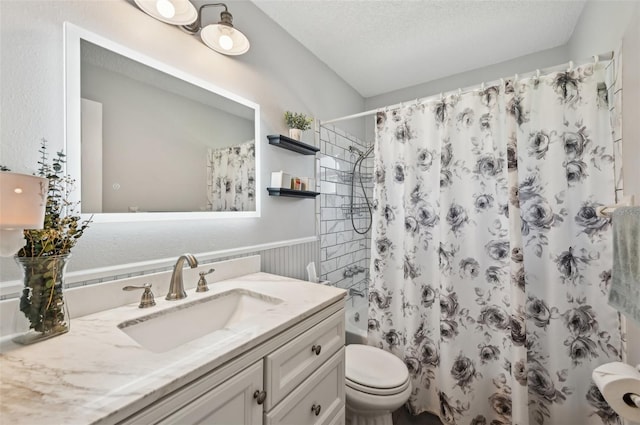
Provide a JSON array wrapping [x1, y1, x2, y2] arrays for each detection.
[[345, 344, 412, 425]]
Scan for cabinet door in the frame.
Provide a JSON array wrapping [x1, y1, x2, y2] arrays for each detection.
[[265, 348, 345, 425], [158, 360, 263, 425]]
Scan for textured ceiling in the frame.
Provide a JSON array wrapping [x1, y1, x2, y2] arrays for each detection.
[[252, 0, 586, 97]]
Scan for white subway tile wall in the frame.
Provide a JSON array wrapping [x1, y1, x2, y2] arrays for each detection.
[[317, 124, 373, 301]]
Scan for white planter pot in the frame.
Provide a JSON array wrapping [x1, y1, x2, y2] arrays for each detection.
[[288, 128, 302, 140]]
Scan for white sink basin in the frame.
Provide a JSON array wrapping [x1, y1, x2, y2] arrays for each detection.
[[118, 289, 283, 353]]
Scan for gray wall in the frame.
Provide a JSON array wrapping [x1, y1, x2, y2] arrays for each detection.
[[0, 0, 365, 279]]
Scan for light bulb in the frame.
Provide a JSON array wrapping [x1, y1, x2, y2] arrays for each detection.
[[219, 34, 234, 51], [156, 0, 176, 18]]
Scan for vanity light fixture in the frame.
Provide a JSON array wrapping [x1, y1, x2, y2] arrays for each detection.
[[181, 3, 250, 56], [0, 172, 48, 256], [135, 0, 249, 55], [133, 0, 198, 25]]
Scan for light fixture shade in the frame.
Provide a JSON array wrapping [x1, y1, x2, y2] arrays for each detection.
[[0, 172, 48, 228], [0, 172, 49, 256], [134, 0, 197, 25], [201, 24, 250, 56]]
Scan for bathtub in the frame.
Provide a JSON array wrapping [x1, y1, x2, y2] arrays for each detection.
[[345, 295, 368, 345]]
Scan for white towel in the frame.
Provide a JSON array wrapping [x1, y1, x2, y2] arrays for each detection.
[[608, 206, 640, 325]]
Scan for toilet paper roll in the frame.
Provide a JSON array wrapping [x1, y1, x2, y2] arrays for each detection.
[[592, 362, 640, 422]]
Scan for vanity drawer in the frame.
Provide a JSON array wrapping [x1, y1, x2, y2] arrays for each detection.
[[265, 348, 345, 425], [265, 310, 345, 409]]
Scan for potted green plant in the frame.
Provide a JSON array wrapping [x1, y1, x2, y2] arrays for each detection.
[[11, 139, 91, 344], [284, 111, 313, 140]]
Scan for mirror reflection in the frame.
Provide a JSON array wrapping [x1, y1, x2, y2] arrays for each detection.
[[79, 39, 256, 214]]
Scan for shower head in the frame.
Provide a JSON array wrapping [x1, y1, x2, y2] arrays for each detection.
[[349, 145, 374, 160]]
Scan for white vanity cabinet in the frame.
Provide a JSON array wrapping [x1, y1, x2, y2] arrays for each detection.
[[119, 301, 345, 425]]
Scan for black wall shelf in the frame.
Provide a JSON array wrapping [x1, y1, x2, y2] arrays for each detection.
[[267, 188, 320, 198], [267, 134, 320, 155]]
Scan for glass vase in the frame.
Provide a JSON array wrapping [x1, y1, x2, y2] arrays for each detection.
[[13, 254, 71, 345]]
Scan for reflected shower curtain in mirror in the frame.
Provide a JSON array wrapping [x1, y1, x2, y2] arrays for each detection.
[[207, 141, 255, 211], [368, 62, 623, 424]]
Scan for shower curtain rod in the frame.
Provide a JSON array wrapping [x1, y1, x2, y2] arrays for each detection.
[[320, 51, 614, 126]]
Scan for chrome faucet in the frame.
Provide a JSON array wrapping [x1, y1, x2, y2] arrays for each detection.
[[166, 253, 198, 300]]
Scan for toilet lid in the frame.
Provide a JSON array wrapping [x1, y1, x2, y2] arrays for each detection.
[[345, 344, 409, 390]]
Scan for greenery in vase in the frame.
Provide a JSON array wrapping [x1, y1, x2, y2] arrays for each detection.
[[16, 139, 90, 258], [11, 139, 91, 333], [284, 111, 313, 131], [17, 256, 69, 334]]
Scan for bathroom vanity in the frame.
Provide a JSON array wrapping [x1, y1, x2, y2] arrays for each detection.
[[0, 268, 346, 425]]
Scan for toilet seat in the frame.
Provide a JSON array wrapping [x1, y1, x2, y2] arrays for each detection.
[[346, 376, 410, 396], [345, 344, 410, 396]]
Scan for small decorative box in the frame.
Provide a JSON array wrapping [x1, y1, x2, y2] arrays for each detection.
[[270, 171, 292, 189]]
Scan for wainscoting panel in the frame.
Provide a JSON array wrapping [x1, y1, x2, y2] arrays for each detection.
[[0, 237, 320, 300], [260, 241, 320, 281]]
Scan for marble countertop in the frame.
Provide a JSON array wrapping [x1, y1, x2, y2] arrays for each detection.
[[0, 272, 345, 425]]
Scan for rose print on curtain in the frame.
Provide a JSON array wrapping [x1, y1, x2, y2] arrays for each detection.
[[207, 140, 255, 211], [368, 62, 622, 425]]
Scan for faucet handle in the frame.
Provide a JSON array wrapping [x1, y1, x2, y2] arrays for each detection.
[[123, 283, 156, 308], [196, 268, 215, 292]]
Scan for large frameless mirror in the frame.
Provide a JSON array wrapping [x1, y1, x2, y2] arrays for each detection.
[[64, 23, 260, 222]]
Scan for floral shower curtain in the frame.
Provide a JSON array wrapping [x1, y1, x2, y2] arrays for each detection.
[[207, 140, 255, 211], [368, 62, 623, 425]]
